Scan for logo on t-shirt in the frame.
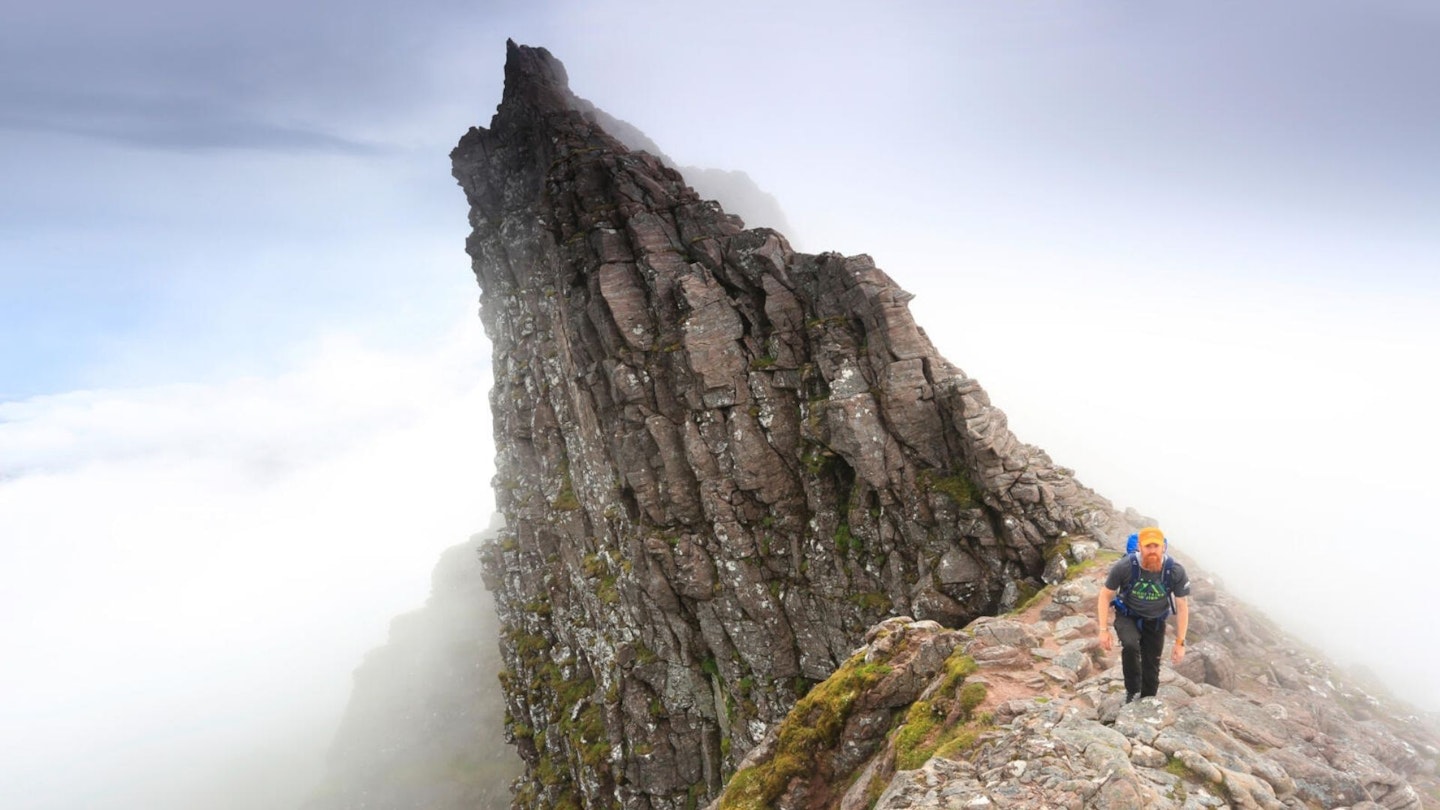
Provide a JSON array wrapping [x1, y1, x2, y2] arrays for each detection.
[[1129, 576, 1166, 603]]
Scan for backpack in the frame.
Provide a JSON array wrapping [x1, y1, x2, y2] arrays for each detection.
[[1112, 547, 1178, 623]]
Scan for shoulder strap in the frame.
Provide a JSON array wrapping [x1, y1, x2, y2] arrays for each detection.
[[1162, 556, 1176, 614], [1124, 554, 1140, 597], [1111, 554, 1137, 616]]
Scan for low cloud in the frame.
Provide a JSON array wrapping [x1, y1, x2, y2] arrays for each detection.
[[0, 321, 495, 810]]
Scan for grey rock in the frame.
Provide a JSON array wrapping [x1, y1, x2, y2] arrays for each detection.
[[452, 42, 1124, 810], [1173, 640, 1237, 691]]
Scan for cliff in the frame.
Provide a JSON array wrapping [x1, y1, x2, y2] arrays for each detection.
[[450, 41, 1122, 809]]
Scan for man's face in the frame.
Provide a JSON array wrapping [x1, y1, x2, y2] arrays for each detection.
[[1139, 541, 1165, 568]]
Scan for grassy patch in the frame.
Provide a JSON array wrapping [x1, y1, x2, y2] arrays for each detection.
[[1011, 580, 1047, 614], [919, 469, 979, 508], [894, 701, 943, 769], [1165, 756, 1196, 780], [702, 656, 721, 679], [597, 577, 620, 605], [582, 553, 608, 578], [718, 654, 892, 809], [933, 724, 990, 760], [945, 650, 978, 680], [890, 652, 989, 771], [685, 782, 707, 810], [801, 445, 835, 476], [1043, 535, 1074, 567], [849, 591, 892, 612], [1069, 548, 1122, 579], [552, 484, 580, 511], [958, 681, 987, 715]]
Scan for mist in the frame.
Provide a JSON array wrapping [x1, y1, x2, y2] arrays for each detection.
[[0, 327, 496, 809], [3, 1, 1438, 808]]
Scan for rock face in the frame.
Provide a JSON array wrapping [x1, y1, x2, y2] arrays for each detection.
[[305, 531, 521, 810], [451, 42, 1120, 809], [710, 552, 1440, 810]]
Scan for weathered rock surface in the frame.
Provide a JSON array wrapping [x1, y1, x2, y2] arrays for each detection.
[[451, 41, 1121, 809], [306, 529, 521, 810], [712, 552, 1440, 810]]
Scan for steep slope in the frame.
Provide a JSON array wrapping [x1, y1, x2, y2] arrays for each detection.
[[305, 531, 521, 810], [709, 549, 1440, 809], [451, 42, 1122, 809]]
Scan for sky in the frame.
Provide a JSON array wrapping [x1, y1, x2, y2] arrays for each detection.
[[2, 1, 1438, 808]]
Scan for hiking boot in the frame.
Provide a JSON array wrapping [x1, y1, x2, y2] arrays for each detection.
[[1125, 693, 1138, 704]]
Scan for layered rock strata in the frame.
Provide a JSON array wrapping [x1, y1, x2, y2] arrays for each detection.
[[451, 42, 1120, 809]]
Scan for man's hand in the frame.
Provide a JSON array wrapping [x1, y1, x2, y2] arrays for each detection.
[[1096, 586, 1116, 654], [1171, 642, 1186, 664]]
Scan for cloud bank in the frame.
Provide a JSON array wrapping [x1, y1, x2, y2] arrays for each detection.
[[0, 321, 494, 810]]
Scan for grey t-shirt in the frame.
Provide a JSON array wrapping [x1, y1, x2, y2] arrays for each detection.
[[1106, 555, 1191, 620]]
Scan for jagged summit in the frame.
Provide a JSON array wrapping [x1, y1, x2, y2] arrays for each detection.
[[485, 41, 793, 236], [497, 40, 573, 118], [450, 42, 1125, 809]]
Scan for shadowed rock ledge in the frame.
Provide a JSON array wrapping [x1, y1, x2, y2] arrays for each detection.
[[451, 41, 1123, 809]]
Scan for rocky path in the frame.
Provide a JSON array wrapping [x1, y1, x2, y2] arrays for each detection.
[[868, 548, 1440, 809]]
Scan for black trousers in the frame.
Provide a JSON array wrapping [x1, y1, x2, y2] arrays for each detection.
[[1114, 615, 1166, 698]]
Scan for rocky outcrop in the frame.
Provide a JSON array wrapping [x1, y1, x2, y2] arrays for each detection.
[[711, 551, 1440, 809], [451, 42, 1121, 809], [305, 530, 521, 810]]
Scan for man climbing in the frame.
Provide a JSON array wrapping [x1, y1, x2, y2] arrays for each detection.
[[1096, 526, 1190, 703]]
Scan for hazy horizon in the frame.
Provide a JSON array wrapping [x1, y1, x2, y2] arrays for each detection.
[[3, 2, 1438, 809]]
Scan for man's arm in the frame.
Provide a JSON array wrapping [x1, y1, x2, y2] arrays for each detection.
[[1096, 586, 1115, 652], [1170, 596, 1189, 663]]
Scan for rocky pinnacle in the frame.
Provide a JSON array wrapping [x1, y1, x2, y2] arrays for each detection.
[[451, 41, 1122, 810]]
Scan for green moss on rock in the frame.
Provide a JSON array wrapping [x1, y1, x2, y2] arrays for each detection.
[[718, 654, 892, 809]]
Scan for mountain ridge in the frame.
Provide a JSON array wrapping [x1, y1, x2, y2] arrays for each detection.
[[431, 40, 1440, 809]]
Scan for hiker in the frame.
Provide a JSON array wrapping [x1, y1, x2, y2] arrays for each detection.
[[1095, 526, 1190, 703]]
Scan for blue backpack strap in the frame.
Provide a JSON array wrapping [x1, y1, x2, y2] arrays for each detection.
[[1111, 553, 1140, 617], [1132, 554, 1146, 630], [1162, 555, 1176, 617]]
